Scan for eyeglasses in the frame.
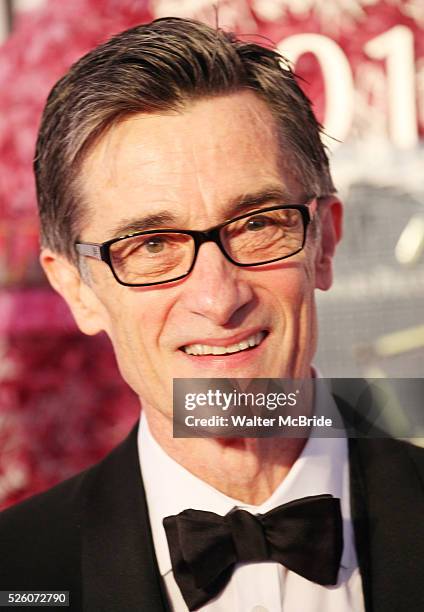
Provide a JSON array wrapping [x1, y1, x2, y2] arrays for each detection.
[[75, 201, 316, 287]]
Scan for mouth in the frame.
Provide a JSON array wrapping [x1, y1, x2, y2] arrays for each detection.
[[180, 330, 268, 357]]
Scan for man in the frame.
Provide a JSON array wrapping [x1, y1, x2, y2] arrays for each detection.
[[0, 17, 423, 612]]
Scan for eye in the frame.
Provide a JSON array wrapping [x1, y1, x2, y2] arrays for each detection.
[[245, 216, 270, 231], [144, 236, 165, 253]]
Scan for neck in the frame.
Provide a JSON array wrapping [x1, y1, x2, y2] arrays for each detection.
[[144, 407, 309, 505]]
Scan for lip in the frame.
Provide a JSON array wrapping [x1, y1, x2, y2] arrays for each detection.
[[178, 327, 268, 350]]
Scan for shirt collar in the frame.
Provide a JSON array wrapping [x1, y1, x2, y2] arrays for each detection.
[[138, 377, 357, 576]]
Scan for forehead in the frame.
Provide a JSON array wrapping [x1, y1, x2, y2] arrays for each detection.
[[79, 91, 302, 239]]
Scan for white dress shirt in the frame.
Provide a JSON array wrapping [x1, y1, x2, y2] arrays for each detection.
[[138, 382, 365, 612]]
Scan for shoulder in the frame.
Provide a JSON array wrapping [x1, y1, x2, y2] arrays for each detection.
[[404, 439, 424, 481], [0, 422, 139, 591], [350, 435, 424, 468], [0, 462, 92, 590], [348, 436, 424, 503], [335, 390, 424, 486]]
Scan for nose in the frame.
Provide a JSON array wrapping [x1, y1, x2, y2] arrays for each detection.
[[181, 242, 254, 326]]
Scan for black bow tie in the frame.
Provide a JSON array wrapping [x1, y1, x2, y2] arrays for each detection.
[[163, 494, 343, 611]]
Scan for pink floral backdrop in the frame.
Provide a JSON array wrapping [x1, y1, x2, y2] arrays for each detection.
[[0, 0, 153, 509], [1, 0, 423, 509]]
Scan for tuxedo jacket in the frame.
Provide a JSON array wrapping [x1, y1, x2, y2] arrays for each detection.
[[1, 420, 424, 612]]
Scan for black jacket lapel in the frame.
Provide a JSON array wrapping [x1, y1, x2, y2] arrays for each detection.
[[347, 436, 373, 612], [81, 422, 169, 612], [348, 435, 424, 612]]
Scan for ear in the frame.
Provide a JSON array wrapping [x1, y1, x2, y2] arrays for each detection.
[[314, 196, 343, 291], [40, 248, 109, 336]]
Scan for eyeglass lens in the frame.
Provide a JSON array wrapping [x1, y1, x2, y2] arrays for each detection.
[[109, 208, 304, 285]]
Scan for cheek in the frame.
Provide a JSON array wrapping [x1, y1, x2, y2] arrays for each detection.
[[263, 264, 314, 310], [106, 290, 175, 361], [103, 297, 169, 401]]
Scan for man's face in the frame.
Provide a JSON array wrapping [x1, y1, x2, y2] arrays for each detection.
[[55, 92, 340, 418]]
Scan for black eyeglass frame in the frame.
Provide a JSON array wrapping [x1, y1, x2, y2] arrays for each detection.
[[75, 202, 315, 287]]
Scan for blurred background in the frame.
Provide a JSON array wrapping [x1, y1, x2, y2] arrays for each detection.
[[0, 0, 423, 509]]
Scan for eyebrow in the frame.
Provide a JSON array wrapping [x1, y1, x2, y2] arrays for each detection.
[[224, 186, 296, 220], [108, 185, 298, 238], [109, 212, 177, 238]]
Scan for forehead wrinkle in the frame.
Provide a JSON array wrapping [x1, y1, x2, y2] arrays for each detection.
[[233, 93, 301, 195], [84, 117, 184, 195], [79, 93, 304, 241], [78, 135, 166, 241], [179, 98, 283, 220], [186, 133, 212, 218]]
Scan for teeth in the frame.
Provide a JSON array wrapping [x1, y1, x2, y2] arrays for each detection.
[[183, 331, 266, 356], [212, 346, 226, 355]]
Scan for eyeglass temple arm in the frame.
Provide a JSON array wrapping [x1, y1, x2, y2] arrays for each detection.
[[75, 242, 102, 260]]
